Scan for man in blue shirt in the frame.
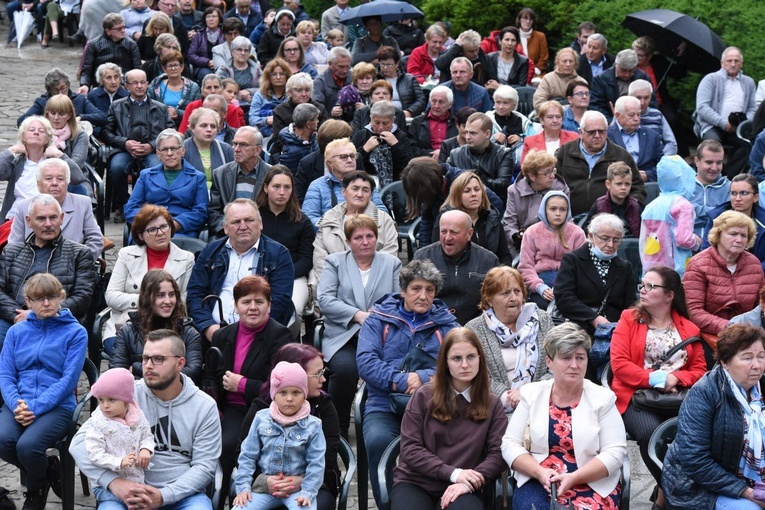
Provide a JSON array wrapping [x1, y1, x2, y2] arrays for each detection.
[[443, 57, 492, 113]]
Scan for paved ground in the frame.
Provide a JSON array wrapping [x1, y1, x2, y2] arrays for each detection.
[[0, 20, 658, 510]]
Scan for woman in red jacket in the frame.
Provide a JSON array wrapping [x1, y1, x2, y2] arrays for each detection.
[[611, 265, 707, 509], [407, 24, 447, 84], [521, 101, 579, 164]]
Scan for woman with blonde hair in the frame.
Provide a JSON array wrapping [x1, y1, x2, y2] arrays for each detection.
[[138, 11, 174, 61], [433, 171, 512, 265], [296, 20, 329, 66], [521, 100, 579, 163], [533, 47, 581, 109]]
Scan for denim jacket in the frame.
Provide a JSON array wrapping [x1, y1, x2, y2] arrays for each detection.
[[234, 409, 326, 501]]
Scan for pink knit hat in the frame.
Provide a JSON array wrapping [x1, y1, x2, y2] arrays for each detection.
[[270, 362, 308, 399], [92, 368, 136, 404]]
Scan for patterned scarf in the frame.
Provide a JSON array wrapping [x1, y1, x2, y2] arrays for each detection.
[[369, 141, 394, 188], [724, 368, 765, 481], [590, 248, 611, 285], [485, 304, 539, 388], [269, 400, 311, 426]]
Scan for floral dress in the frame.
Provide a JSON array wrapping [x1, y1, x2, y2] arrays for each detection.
[[513, 401, 621, 510]]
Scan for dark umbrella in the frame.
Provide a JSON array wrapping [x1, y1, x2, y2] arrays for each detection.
[[622, 9, 726, 75], [339, 0, 423, 26]]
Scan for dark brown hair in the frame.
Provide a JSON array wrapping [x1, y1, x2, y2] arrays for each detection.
[[633, 266, 690, 322], [137, 269, 186, 337], [716, 324, 765, 363], [233, 275, 271, 303], [131, 204, 175, 246], [255, 165, 304, 222]]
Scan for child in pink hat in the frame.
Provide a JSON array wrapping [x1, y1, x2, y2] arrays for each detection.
[[233, 361, 326, 509], [85, 368, 155, 504]]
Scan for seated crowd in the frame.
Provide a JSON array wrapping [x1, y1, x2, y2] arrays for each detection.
[[5, 4, 765, 510]]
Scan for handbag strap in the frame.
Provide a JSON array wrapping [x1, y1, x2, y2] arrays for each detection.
[[651, 336, 701, 370], [596, 285, 613, 317]]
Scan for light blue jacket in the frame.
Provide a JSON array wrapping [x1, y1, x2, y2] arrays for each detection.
[[301, 172, 388, 228], [235, 409, 326, 501], [690, 174, 731, 237]]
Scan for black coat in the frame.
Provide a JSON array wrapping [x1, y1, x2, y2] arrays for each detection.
[[350, 104, 407, 134], [109, 313, 203, 383], [484, 52, 529, 87], [435, 43, 490, 86], [351, 126, 416, 182], [205, 318, 293, 407], [553, 244, 636, 333], [409, 111, 458, 157], [259, 206, 315, 279]]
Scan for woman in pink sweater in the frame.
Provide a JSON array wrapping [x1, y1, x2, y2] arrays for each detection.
[[518, 190, 586, 309]]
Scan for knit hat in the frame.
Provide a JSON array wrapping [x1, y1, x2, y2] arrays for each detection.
[[92, 368, 136, 404], [269, 361, 308, 399]]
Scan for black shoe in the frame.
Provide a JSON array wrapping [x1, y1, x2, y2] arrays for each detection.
[[113, 210, 125, 223], [46, 455, 61, 499], [0, 486, 17, 510], [21, 483, 48, 510]]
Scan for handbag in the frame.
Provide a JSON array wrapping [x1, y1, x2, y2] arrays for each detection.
[[589, 287, 614, 367], [389, 338, 438, 416], [631, 336, 701, 412]]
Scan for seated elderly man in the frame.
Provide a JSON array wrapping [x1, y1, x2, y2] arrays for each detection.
[[606, 95, 664, 182], [124, 129, 209, 237], [413, 209, 499, 325], [18, 68, 106, 129], [302, 138, 388, 227], [209, 126, 270, 237], [435, 29, 489, 86], [70, 329, 221, 510], [590, 49, 654, 122], [629, 79, 677, 156], [351, 100, 416, 187], [447, 112, 513, 202], [575, 33, 614, 86], [695, 46, 756, 178], [442, 57, 493, 113], [0, 194, 95, 349], [9, 158, 103, 260], [102, 69, 174, 223], [556, 110, 645, 217], [313, 46, 353, 117], [78, 13, 142, 95], [187, 198, 294, 343], [87, 63, 129, 115], [409, 85, 458, 160]]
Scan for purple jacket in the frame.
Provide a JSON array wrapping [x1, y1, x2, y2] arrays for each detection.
[[188, 31, 225, 69]]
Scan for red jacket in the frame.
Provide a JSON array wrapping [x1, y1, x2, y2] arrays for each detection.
[[610, 308, 706, 413], [178, 99, 245, 133], [683, 246, 765, 336], [521, 129, 579, 164], [407, 43, 436, 84]]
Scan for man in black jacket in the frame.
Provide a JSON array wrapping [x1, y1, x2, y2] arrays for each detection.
[[77, 13, 141, 94], [0, 194, 95, 350], [409, 85, 458, 160], [413, 209, 499, 325]]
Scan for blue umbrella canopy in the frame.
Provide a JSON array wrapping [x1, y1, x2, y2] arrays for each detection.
[[339, 0, 424, 26]]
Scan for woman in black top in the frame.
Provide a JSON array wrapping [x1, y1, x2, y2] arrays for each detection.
[[256, 165, 315, 316]]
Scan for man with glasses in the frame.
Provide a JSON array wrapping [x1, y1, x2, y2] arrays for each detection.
[[556, 110, 644, 217], [0, 194, 95, 350], [302, 138, 388, 226], [124, 129, 209, 237], [70, 329, 222, 510], [188, 198, 295, 341], [78, 13, 141, 94], [606, 95, 664, 182], [103, 69, 174, 223], [209, 126, 270, 237]]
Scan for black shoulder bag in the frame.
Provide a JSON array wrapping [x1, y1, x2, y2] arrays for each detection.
[[631, 336, 701, 412]]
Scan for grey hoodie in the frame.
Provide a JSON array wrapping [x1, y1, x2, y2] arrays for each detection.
[[70, 374, 222, 504]]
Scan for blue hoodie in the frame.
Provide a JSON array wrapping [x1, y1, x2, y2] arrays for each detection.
[[691, 174, 731, 237], [639, 156, 700, 276]]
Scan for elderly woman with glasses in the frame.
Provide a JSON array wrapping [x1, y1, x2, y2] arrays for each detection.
[[521, 100, 579, 164], [141, 33, 193, 83], [104, 204, 195, 345], [148, 50, 201, 126], [271, 72, 327, 155], [215, 36, 260, 103], [124, 129, 209, 237]]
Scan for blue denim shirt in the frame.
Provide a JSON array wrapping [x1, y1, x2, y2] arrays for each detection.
[[234, 409, 326, 501]]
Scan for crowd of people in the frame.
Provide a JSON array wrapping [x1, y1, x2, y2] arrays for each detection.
[[4, 2, 765, 510]]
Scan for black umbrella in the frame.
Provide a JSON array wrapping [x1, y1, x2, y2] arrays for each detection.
[[622, 9, 726, 75], [339, 0, 423, 26]]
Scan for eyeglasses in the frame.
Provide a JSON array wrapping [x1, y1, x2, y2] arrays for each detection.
[[592, 233, 622, 246], [127, 80, 149, 86], [537, 168, 557, 177], [308, 367, 328, 378], [51, 85, 69, 94], [571, 91, 590, 98], [158, 146, 183, 154], [379, 62, 396, 68], [637, 282, 667, 292], [110, 25, 127, 31], [448, 354, 480, 364], [28, 295, 61, 303], [145, 223, 170, 235], [332, 153, 357, 161], [142, 355, 182, 365], [164, 63, 182, 69], [231, 141, 260, 148], [581, 128, 606, 136], [283, 47, 300, 53], [730, 191, 754, 198]]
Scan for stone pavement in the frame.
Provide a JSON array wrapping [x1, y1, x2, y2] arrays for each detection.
[[0, 20, 657, 510]]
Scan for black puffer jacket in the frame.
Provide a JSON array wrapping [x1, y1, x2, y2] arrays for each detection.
[[377, 68, 427, 116], [446, 143, 514, 203], [0, 234, 95, 321], [109, 313, 204, 383]]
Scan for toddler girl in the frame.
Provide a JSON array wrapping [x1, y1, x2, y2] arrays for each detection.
[[234, 362, 326, 509]]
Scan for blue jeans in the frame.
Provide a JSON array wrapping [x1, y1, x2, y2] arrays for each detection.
[[109, 151, 161, 211], [95, 489, 212, 509], [362, 411, 401, 507], [0, 404, 71, 491], [241, 492, 316, 510], [715, 495, 762, 510]]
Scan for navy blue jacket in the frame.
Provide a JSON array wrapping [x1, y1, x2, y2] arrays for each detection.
[[87, 86, 129, 115], [187, 234, 295, 331], [606, 123, 664, 182], [18, 90, 107, 127], [590, 66, 656, 122]]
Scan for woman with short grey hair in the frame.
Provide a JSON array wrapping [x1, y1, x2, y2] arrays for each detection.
[[271, 72, 327, 155], [215, 36, 260, 103]]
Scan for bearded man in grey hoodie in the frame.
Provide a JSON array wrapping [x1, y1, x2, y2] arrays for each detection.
[[70, 329, 222, 509]]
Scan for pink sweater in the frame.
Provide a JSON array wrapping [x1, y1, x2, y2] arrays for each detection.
[[518, 221, 586, 292]]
